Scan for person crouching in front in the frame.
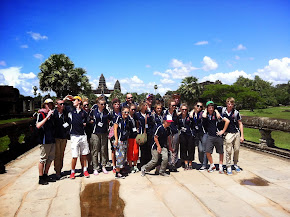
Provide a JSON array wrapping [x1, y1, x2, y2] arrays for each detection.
[[141, 115, 173, 177]]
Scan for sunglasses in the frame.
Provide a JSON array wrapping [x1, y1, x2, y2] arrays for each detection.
[[196, 105, 202, 108], [58, 103, 64, 106], [123, 111, 129, 114], [99, 103, 106, 106], [171, 105, 177, 107], [127, 97, 133, 99], [131, 109, 136, 111], [84, 104, 89, 107], [182, 109, 187, 111]]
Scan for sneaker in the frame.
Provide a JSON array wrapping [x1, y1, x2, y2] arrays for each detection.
[[184, 164, 188, 171], [115, 172, 125, 179], [39, 176, 48, 185], [84, 171, 90, 178], [234, 165, 241, 173], [102, 167, 108, 174], [56, 174, 61, 180], [159, 172, 170, 177], [70, 173, 75, 179], [113, 168, 116, 173], [207, 165, 216, 173], [219, 169, 224, 174], [93, 170, 99, 176], [134, 166, 139, 173], [141, 168, 146, 177], [199, 166, 206, 171], [227, 166, 233, 175], [188, 165, 193, 170]]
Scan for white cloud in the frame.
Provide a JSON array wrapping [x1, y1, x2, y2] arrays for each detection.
[[0, 61, 6, 66], [34, 54, 44, 60], [194, 41, 208, 45], [160, 78, 175, 84], [0, 67, 38, 96], [233, 44, 246, 51], [153, 71, 170, 78], [27, 31, 48, 40], [201, 70, 252, 84], [166, 59, 198, 79], [120, 75, 145, 90], [235, 55, 240, 60], [170, 59, 183, 68], [21, 44, 28, 48], [202, 56, 218, 71], [254, 57, 290, 85]]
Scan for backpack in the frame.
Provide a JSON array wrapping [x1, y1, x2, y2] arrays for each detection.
[[220, 107, 240, 131], [30, 112, 46, 145]]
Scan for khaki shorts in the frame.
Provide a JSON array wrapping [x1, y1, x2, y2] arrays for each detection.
[[40, 143, 55, 163], [71, 135, 90, 158]]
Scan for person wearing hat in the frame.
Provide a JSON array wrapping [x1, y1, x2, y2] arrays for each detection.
[[146, 94, 154, 112], [202, 101, 230, 174], [64, 95, 90, 179], [36, 98, 56, 185], [141, 115, 173, 177]]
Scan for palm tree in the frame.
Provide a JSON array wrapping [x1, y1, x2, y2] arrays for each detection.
[[177, 76, 201, 105], [38, 54, 91, 98]]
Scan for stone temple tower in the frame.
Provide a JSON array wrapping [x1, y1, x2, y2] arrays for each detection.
[[114, 80, 121, 92]]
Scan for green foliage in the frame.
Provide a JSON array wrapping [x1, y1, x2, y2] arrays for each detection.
[[177, 76, 201, 106], [275, 81, 290, 105], [38, 54, 92, 98], [201, 84, 260, 110], [234, 75, 278, 107], [0, 135, 10, 152], [0, 118, 30, 125], [109, 90, 125, 102]]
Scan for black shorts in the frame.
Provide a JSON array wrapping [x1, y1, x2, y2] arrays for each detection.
[[205, 135, 224, 154]]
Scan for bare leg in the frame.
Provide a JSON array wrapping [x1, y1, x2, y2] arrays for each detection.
[[38, 162, 44, 176], [206, 153, 213, 164], [81, 155, 88, 168], [71, 158, 78, 171], [112, 151, 116, 167], [219, 154, 224, 165], [44, 161, 52, 174]]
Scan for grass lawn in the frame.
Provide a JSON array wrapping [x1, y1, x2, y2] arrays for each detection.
[[240, 106, 290, 120], [244, 128, 290, 150], [0, 118, 30, 125], [0, 134, 26, 153]]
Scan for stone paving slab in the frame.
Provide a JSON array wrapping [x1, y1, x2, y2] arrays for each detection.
[[0, 142, 290, 217]]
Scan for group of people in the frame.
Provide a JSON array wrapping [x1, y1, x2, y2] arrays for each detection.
[[35, 92, 244, 185]]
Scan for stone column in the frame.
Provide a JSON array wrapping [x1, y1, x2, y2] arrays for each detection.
[[259, 129, 275, 148]]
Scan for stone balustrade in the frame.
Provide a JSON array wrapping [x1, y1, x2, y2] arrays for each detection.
[[242, 116, 290, 147]]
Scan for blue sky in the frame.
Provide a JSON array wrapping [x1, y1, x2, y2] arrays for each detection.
[[0, 0, 289, 96]]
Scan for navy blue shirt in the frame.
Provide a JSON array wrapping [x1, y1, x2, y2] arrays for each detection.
[[128, 114, 138, 139], [53, 110, 69, 139], [164, 109, 178, 134], [202, 112, 222, 137], [89, 108, 111, 134], [115, 116, 130, 141], [192, 111, 204, 134], [220, 107, 241, 133], [152, 124, 171, 149], [136, 111, 155, 134], [36, 112, 55, 144], [68, 108, 87, 135], [177, 114, 194, 136]]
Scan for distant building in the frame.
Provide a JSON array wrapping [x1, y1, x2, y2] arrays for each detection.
[[0, 85, 34, 118], [93, 74, 121, 97]]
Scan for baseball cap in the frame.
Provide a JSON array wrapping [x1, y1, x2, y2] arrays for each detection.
[[146, 94, 153, 99], [73, 96, 82, 101], [206, 101, 214, 107], [44, 98, 53, 104], [164, 115, 174, 123], [172, 93, 180, 98]]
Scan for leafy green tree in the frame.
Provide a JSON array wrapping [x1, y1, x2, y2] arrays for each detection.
[[38, 54, 92, 98], [201, 84, 260, 110], [177, 76, 201, 106], [275, 81, 290, 105], [109, 89, 125, 102]]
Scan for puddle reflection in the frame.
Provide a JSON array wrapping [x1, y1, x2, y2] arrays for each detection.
[[240, 177, 269, 186], [81, 180, 125, 217]]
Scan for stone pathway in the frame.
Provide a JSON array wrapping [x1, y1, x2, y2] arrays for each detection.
[[0, 142, 289, 217]]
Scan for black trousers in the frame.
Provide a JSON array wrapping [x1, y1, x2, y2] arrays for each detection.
[[179, 133, 194, 161], [140, 133, 153, 167]]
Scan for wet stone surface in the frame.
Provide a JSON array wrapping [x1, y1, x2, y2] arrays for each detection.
[[240, 177, 269, 186], [80, 180, 125, 217]]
